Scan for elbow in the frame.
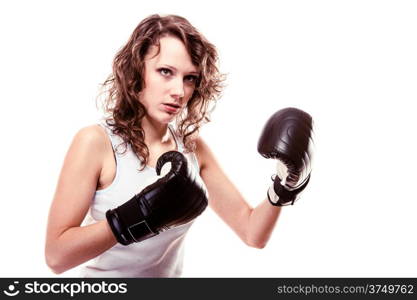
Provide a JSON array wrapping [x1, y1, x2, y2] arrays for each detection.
[[45, 254, 65, 275], [45, 247, 67, 275], [247, 241, 267, 249], [245, 237, 267, 249]]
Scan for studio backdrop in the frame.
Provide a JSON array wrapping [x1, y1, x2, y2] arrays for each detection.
[[1, 0, 416, 277]]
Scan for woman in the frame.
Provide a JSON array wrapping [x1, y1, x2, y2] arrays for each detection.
[[45, 14, 313, 277]]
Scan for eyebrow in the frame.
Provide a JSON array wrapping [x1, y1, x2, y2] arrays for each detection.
[[162, 64, 199, 75]]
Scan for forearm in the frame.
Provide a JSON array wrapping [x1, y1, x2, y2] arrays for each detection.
[[45, 220, 117, 274], [246, 198, 281, 249]]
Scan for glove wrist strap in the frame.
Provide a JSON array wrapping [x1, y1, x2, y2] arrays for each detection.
[[106, 194, 158, 245], [267, 174, 311, 206]]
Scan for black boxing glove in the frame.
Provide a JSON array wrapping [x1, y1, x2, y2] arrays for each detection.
[[106, 151, 208, 245], [258, 107, 314, 206]]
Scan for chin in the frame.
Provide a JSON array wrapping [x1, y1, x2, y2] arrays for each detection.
[[160, 118, 174, 125], [148, 112, 176, 125]]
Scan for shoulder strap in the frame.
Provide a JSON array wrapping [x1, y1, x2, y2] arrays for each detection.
[[168, 123, 184, 152]]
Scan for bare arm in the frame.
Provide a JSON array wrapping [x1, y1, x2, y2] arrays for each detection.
[[195, 137, 281, 249], [45, 126, 117, 274]]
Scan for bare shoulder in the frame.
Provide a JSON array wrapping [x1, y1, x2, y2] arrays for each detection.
[[72, 124, 107, 149], [63, 124, 109, 175]]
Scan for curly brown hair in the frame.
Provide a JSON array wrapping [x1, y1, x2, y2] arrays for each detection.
[[99, 14, 224, 169]]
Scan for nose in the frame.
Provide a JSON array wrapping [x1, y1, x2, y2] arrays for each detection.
[[170, 77, 185, 100]]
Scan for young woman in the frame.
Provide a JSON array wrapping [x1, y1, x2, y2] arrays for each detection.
[[45, 14, 313, 277]]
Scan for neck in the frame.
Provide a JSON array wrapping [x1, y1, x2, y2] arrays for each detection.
[[141, 116, 171, 146]]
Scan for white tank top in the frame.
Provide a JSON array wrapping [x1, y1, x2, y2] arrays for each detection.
[[80, 122, 203, 277]]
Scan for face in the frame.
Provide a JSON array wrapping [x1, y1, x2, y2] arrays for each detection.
[[139, 35, 199, 124]]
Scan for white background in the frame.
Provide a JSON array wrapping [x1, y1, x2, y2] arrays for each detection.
[[1, 0, 416, 277]]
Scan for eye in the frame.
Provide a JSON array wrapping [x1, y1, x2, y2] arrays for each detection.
[[184, 75, 198, 84], [158, 68, 172, 77]]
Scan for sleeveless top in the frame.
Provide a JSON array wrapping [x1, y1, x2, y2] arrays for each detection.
[[80, 122, 203, 277]]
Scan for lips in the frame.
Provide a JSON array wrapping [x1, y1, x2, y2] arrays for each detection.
[[162, 103, 182, 114]]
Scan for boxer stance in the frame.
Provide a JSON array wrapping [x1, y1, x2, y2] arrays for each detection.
[[45, 14, 314, 277]]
